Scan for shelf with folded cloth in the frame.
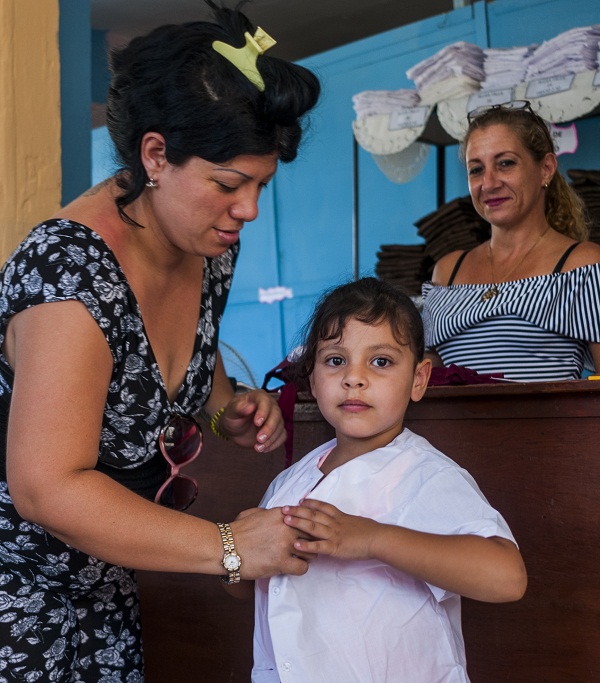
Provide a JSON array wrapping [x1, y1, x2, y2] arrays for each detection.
[[354, 70, 600, 154]]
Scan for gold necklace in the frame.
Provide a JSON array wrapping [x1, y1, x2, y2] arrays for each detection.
[[481, 227, 550, 302]]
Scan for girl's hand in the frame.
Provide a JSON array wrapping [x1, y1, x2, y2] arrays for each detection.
[[220, 389, 286, 452], [282, 498, 378, 561]]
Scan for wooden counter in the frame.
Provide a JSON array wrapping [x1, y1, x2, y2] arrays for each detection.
[[138, 379, 600, 682]]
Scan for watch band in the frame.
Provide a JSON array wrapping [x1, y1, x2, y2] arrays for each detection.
[[217, 522, 242, 584]]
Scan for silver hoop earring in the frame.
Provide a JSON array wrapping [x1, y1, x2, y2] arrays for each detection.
[[145, 177, 158, 188]]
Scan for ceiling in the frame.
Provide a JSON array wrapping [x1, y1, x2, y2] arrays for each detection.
[[90, 0, 466, 61]]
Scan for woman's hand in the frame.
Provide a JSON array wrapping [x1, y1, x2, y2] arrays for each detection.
[[231, 507, 316, 580], [204, 351, 285, 452], [220, 389, 286, 452]]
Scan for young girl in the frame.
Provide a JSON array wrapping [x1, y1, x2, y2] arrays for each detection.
[[236, 277, 527, 682]]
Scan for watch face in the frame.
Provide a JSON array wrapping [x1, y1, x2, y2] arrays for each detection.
[[223, 553, 241, 571]]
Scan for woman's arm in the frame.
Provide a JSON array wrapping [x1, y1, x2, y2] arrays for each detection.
[[565, 243, 600, 374], [589, 342, 600, 374], [283, 499, 527, 603], [5, 301, 306, 578]]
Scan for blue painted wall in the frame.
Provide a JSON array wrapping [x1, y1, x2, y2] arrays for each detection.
[[87, 0, 600, 385], [60, 0, 92, 205]]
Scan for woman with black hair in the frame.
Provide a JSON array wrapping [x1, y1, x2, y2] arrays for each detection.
[[0, 1, 320, 679]]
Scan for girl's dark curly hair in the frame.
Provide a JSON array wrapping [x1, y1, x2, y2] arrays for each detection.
[[291, 277, 424, 389], [106, 0, 320, 221]]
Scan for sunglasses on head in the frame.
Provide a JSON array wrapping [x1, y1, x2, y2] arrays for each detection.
[[467, 99, 535, 124], [154, 413, 202, 511]]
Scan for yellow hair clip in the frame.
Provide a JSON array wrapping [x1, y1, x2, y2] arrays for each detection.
[[212, 27, 277, 92]]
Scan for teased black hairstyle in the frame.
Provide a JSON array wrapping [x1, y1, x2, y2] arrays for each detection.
[[106, 0, 320, 218], [292, 277, 424, 387]]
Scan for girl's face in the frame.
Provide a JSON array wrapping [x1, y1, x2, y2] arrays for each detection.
[[143, 149, 278, 258], [465, 123, 555, 230], [309, 317, 430, 456]]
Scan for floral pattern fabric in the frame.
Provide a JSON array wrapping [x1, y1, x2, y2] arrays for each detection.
[[0, 219, 238, 681]]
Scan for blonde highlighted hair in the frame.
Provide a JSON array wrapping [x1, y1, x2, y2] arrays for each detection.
[[461, 106, 589, 241]]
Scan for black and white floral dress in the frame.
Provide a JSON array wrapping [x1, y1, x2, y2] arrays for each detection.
[[0, 219, 238, 682]]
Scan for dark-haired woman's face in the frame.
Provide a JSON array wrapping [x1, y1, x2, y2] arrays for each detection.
[[148, 152, 278, 258], [465, 124, 555, 230]]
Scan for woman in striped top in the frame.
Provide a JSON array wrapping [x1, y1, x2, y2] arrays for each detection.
[[422, 101, 600, 382]]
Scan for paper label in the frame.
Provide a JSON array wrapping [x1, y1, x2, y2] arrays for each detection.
[[548, 122, 578, 156], [467, 88, 515, 112], [388, 106, 429, 130], [526, 74, 575, 99], [258, 286, 293, 304]]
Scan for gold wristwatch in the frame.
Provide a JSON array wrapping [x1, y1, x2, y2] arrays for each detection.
[[217, 522, 242, 584]]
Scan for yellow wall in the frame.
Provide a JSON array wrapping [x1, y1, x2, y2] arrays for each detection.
[[0, 0, 61, 264]]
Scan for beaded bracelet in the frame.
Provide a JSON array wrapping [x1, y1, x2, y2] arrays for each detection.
[[209, 406, 229, 440]]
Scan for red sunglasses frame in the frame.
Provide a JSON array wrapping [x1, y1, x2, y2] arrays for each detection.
[[154, 414, 203, 511]]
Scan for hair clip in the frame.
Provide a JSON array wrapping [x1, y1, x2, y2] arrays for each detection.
[[212, 27, 276, 92]]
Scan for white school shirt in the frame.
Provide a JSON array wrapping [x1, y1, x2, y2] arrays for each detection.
[[252, 429, 515, 683]]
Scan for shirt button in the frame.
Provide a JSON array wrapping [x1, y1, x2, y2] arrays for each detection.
[[281, 662, 292, 672], [272, 586, 281, 596]]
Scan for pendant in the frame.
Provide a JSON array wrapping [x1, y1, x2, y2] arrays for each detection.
[[481, 285, 499, 302]]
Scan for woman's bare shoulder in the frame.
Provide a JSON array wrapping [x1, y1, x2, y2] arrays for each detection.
[[53, 179, 117, 234], [431, 249, 469, 286], [563, 240, 600, 270]]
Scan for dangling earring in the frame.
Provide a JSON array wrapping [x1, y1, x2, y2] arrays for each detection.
[[145, 177, 158, 188]]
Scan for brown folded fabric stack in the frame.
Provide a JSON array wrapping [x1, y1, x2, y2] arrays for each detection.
[[375, 244, 433, 296], [567, 169, 600, 244], [415, 195, 490, 262], [375, 195, 489, 295]]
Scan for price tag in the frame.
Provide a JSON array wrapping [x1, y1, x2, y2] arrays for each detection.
[[467, 88, 515, 112], [388, 106, 429, 130], [526, 74, 575, 99], [548, 122, 578, 156]]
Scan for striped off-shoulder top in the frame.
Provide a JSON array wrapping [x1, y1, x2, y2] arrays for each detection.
[[421, 259, 600, 382]]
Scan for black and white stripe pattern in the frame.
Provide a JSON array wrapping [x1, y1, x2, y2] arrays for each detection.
[[421, 264, 600, 382]]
